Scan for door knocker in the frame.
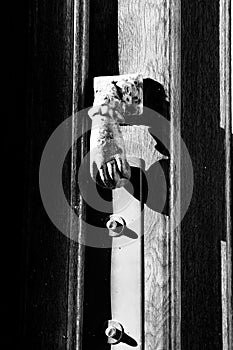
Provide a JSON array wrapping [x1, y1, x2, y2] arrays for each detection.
[[88, 73, 143, 189]]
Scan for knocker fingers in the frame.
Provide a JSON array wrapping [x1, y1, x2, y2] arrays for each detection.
[[98, 158, 131, 189]]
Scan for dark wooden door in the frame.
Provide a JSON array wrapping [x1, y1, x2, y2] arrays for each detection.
[[4, 1, 231, 349]]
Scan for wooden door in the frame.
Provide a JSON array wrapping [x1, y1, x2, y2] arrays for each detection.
[[4, 0, 231, 349]]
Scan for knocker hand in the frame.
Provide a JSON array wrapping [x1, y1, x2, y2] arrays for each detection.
[[88, 74, 143, 189], [88, 105, 131, 189]]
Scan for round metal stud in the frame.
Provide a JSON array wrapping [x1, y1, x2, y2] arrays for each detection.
[[106, 215, 126, 237], [105, 320, 124, 344]]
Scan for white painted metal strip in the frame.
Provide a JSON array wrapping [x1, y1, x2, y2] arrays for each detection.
[[110, 157, 143, 349]]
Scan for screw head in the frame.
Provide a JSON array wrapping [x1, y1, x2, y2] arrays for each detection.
[[106, 215, 126, 237], [104, 320, 124, 344], [105, 326, 117, 338]]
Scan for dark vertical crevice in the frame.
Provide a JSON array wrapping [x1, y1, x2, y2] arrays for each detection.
[[80, 1, 119, 349], [181, 0, 223, 348], [15, 0, 75, 349]]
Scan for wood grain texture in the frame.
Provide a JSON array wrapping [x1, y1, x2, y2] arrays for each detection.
[[169, 2, 181, 349], [19, 2, 230, 350], [118, 0, 170, 95], [181, 1, 224, 348], [224, 72, 232, 350], [80, 2, 119, 349], [68, 1, 90, 349], [21, 0, 74, 349], [220, 1, 232, 348], [118, 1, 180, 349], [122, 125, 166, 169], [121, 125, 168, 349], [219, 0, 231, 131], [221, 241, 228, 350]]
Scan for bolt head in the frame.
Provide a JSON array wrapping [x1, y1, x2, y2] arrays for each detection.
[[104, 320, 124, 345], [106, 215, 126, 237], [105, 326, 117, 338]]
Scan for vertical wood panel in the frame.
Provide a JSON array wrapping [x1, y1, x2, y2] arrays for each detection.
[[68, 1, 89, 349], [169, 3, 181, 349], [118, 0, 170, 94], [181, 1, 223, 348], [118, 1, 180, 349], [224, 58, 232, 350], [219, 1, 232, 349], [219, 0, 231, 131], [21, 1, 230, 349], [79, 2, 119, 349], [22, 0, 74, 349], [221, 241, 228, 349], [224, 88, 232, 349]]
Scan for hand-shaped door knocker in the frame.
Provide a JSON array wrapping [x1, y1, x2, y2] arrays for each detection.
[[88, 74, 143, 189]]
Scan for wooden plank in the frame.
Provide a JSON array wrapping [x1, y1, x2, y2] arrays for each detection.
[[21, 0, 74, 349], [70, 2, 119, 349], [80, 2, 119, 349], [221, 241, 228, 350], [118, 0, 170, 95], [219, 0, 231, 131], [181, 0, 224, 348], [67, 1, 90, 349], [2, 2, 28, 347], [219, 1, 232, 348], [169, 2, 181, 349], [118, 1, 181, 349]]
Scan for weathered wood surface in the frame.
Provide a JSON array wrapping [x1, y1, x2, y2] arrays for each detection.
[[80, 1, 118, 349], [67, 1, 90, 349], [16, 1, 232, 349], [181, 0, 227, 348], [221, 241, 228, 350], [118, 0, 170, 95], [118, 1, 180, 349], [19, 0, 74, 349], [219, 0, 231, 131], [219, 1, 232, 348]]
